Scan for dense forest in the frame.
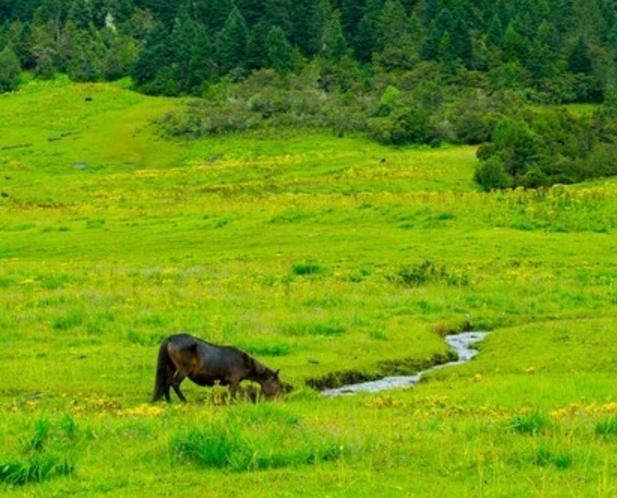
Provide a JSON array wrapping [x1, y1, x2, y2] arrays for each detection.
[[1, 0, 617, 190], [0, 0, 615, 99]]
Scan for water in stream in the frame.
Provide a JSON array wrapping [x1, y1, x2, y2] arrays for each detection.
[[322, 331, 488, 397]]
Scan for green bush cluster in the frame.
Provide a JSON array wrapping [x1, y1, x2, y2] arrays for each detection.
[[475, 105, 617, 191]]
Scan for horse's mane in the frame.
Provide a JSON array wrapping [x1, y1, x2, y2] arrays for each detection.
[[245, 354, 272, 379]]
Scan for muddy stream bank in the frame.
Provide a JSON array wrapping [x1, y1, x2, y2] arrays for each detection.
[[321, 331, 488, 397]]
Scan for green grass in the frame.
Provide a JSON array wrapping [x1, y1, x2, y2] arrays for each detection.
[[0, 79, 617, 496]]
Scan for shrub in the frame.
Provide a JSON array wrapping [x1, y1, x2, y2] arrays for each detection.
[[370, 106, 430, 145], [474, 156, 513, 191], [0, 45, 21, 93], [474, 105, 617, 190]]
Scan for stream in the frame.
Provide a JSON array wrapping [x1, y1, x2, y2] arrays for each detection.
[[322, 331, 489, 397]]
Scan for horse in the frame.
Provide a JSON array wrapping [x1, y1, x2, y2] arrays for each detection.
[[152, 333, 284, 403]]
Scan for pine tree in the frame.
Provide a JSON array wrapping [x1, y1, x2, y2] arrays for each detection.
[[354, 0, 383, 61], [194, 0, 234, 32], [217, 7, 248, 74], [321, 9, 348, 59], [34, 0, 65, 25], [290, 0, 323, 56], [266, 25, 293, 74], [140, 0, 178, 23], [236, 0, 263, 25], [263, 0, 293, 34], [170, 8, 197, 90], [68, 0, 94, 30], [188, 25, 213, 90], [67, 30, 101, 81], [423, 0, 440, 26], [450, 17, 472, 67], [375, 0, 415, 69], [132, 22, 171, 85], [487, 14, 503, 46], [101, 33, 137, 80], [421, 8, 454, 60], [0, 45, 21, 92], [246, 22, 270, 69], [28, 21, 58, 77], [568, 36, 593, 74], [525, 20, 557, 79], [501, 22, 526, 62], [340, 0, 366, 40]]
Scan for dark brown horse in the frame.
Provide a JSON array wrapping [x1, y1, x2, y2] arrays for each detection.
[[152, 333, 284, 402]]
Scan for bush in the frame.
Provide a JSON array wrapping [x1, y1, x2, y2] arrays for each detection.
[[474, 156, 512, 191], [474, 105, 617, 190], [0, 45, 21, 92], [370, 106, 430, 145]]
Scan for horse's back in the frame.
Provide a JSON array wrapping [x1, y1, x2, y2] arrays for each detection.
[[165, 333, 251, 378]]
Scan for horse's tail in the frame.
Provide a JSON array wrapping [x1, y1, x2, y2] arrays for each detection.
[[152, 339, 172, 402]]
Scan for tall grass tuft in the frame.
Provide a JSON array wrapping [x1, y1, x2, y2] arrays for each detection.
[[595, 416, 617, 437], [292, 262, 324, 276], [0, 455, 73, 486], [534, 446, 572, 469], [171, 406, 347, 472], [509, 412, 549, 435], [23, 419, 50, 452]]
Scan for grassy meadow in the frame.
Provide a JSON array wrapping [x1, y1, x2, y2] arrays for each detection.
[[1, 78, 617, 497]]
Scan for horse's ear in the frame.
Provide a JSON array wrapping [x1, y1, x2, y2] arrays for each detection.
[[275, 369, 280, 378]]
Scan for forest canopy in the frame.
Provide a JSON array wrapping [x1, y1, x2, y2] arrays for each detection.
[[0, 0, 615, 101]]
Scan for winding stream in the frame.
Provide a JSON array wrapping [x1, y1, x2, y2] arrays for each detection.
[[322, 331, 489, 397]]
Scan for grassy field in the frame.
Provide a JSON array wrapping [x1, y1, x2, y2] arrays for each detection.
[[1, 79, 617, 497]]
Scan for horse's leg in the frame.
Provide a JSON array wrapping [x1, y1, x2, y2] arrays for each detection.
[[228, 380, 240, 402], [163, 366, 174, 403], [172, 374, 187, 403]]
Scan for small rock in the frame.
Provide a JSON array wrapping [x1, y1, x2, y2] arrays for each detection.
[[73, 162, 89, 170]]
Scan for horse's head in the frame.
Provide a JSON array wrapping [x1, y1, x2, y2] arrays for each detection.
[[260, 369, 283, 399]]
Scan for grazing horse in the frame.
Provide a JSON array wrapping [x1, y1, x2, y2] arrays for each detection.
[[152, 333, 283, 403]]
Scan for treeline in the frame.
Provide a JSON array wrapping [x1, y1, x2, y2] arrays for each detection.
[[0, 0, 616, 101]]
